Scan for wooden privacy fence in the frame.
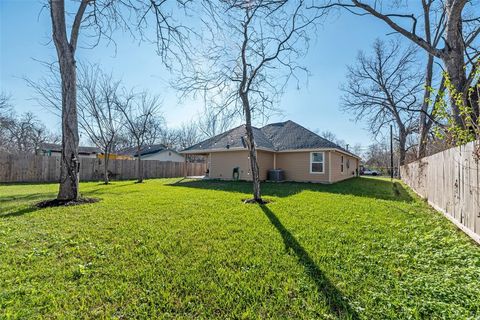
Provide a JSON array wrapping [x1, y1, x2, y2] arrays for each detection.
[[400, 140, 480, 244], [0, 152, 206, 183]]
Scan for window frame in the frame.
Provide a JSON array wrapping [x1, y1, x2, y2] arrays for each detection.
[[341, 155, 344, 174], [309, 151, 325, 174]]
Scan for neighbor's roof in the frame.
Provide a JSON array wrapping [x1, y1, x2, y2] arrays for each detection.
[[182, 120, 359, 158], [41, 143, 101, 154], [118, 144, 180, 157]]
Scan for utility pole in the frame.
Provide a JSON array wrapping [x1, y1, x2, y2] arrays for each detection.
[[390, 124, 394, 179]]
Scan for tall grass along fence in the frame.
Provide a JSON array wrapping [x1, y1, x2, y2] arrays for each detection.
[[0, 152, 206, 183], [401, 140, 480, 244]]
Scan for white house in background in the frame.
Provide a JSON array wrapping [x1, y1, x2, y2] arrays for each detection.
[[40, 143, 100, 158], [119, 144, 184, 162]]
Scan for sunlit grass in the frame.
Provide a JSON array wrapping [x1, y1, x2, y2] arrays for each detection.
[[0, 177, 479, 319]]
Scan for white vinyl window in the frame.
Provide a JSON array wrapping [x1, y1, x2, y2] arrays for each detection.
[[310, 152, 324, 174], [341, 156, 344, 173]]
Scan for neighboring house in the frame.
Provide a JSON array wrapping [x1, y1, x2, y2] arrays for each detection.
[[181, 120, 360, 183], [40, 143, 100, 159], [119, 144, 184, 162], [97, 153, 133, 160]]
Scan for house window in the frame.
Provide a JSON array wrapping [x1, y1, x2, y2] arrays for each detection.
[[341, 156, 344, 173], [310, 152, 324, 174], [346, 158, 350, 169]]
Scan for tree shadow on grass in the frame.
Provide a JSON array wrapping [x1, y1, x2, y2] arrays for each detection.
[[82, 181, 137, 195], [0, 192, 54, 219], [260, 205, 359, 319], [0, 192, 56, 203], [169, 177, 413, 203], [0, 206, 40, 219]]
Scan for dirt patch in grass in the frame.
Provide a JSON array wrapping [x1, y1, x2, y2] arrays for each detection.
[[36, 197, 99, 208], [242, 198, 272, 204]]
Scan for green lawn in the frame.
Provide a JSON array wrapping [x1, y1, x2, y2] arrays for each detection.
[[1, 177, 479, 319]]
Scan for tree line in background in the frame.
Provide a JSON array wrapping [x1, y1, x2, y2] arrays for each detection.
[[2, 62, 238, 185], [0, 92, 60, 154], [3, 0, 478, 203]]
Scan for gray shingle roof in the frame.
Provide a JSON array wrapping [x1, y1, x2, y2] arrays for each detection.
[[41, 143, 100, 154], [182, 120, 358, 158], [118, 144, 176, 157], [261, 120, 349, 151], [181, 125, 274, 152]]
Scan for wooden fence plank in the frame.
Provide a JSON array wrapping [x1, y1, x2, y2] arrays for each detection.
[[0, 152, 206, 183], [401, 140, 480, 244]]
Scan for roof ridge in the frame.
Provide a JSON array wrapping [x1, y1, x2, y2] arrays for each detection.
[[260, 120, 292, 129], [181, 120, 359, 158], [283, 121, 347, 151]]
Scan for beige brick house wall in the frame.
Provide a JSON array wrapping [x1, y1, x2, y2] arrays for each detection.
[[256, 151, 274, 180], [329, 151, 359, 182], [209, 150, 250, 180], [207, 149, 357, 183], [208, 150, 274, 181], [275, 151, 331, 183]]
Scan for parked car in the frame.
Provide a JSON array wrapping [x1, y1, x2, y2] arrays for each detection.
[[362, 169, 380, 176]]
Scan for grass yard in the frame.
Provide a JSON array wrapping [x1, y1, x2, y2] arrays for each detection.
[[1, 177, 479, 319]]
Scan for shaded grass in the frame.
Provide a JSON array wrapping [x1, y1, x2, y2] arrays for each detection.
[[169, 176, 413, 202], [0, 177, 479, 319]]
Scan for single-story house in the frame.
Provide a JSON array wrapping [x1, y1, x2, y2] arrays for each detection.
[[181, 120, 360, 183], [40, 143, 100, 158], [119, 144, 184, 162]]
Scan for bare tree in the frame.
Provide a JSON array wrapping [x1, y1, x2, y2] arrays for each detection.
[[156, 121, 204, 152], [363, 141, 393, 172], [157, 121, 202, 151], [47, 0, 190, 200], [175, 121, 201, 150], [1, 111, 58, 154], [351, 143, 363, 158], [5, 113, 43, 153], [116, 91, 164, 183], [0, 91, 11, 111], [316, 0, 480, 129], [0, 92, 13, 149], [158, 127, 180, 149], [77, 63, 124, 184], [319, 130, 346, 148], [197, 105, 238, 139], [26, 61, 124, 183], [111, 130, 135, 152], [341, 39, 421, 165], [413, 0, 447, 158], [177, 1, 324, 203]]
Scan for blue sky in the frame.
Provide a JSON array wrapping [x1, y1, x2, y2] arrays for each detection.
[[1, 0, 392, 147]]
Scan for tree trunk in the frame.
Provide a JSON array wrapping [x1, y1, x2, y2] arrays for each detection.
[[417, 123, 429, 159], [240, 93, 262, 202], [417, 55, 434, 159], [443, 0, 468, 128], [51, 0, 80, 201], [104, 148, 110, 184], [136, 144, 143, 183]]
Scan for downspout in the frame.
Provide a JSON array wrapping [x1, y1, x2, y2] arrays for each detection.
[[273, 153, 277, 169]]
